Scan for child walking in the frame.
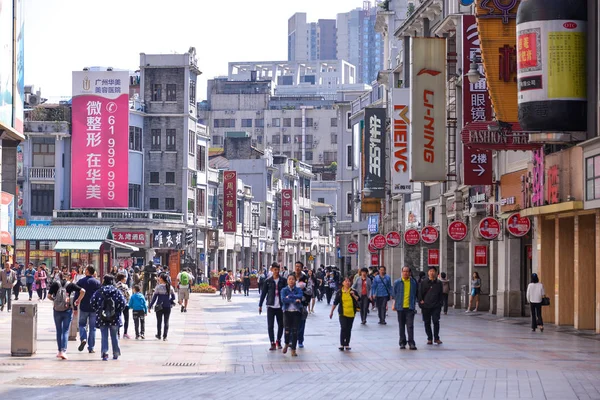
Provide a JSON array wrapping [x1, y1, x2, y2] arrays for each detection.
[[128, 285, 148, 340]]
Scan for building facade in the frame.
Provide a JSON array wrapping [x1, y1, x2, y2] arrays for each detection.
[[288, 13, 337, 62]]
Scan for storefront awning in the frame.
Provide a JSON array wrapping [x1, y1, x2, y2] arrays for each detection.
[[54, 241, 103, 251], [104, 239, 139, 252], [16, 225, 112, 241]]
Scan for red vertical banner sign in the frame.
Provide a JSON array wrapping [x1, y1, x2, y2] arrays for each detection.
[[428, 249, 440, 266], [370, 253, 379, 266], [222, 171, 237, 233], [281, 189, 293, 239], [474, 245, 488, 266]]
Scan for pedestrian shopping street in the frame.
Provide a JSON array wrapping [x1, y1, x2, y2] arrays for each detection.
[[0, 292, 599, 399]]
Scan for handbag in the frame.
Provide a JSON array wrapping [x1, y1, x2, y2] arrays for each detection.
[[541, 296, 550, 306], [155, 303, 164, 312]]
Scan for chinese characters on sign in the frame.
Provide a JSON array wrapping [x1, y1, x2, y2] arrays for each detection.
[[222, 171, 238, 233], [479, 217, 500, 240], [281, 189, 293, 239], [547, 165, 559, 204], [474, 245, 488, 267], [386, 231, 401, 247], [421, 226, 439, 244], [506, 213, 531, 237], [113, 231, 146, 246], [363, 108, 386, 198], [447, 220, 468, 241], [71, 71, 129, 208], [428, 249, 440, 267], [391, 89, 412, 194], [152, 230, 182, 249], [531, 148, 544, 207], [372, 234, 387, 250], [404, 229, 421, 246]]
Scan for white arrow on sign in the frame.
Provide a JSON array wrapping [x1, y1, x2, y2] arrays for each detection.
[[473, 164, 485, 177]]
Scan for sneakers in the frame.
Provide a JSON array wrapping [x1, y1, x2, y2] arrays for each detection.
[[181, 305, 185, 313], [338, 346, 345, 351], [184, 308, 188, 313], [136, 336, 140, 340], [276, 340, 282, 349], [269, 342, 277, 351], [282, 344, 289, 354], [291, 350, 298, 357], [155, 334, 161, 340], [88, 349, 95, 354], [163, 337, 168, 341], [78, 339, 87, 352], [409, 344, 418, 350], [465, 310, 470, 313], [400, 344, 406, 350], [102, 354, 109, 361], [434, 339, 443, 345], [123, 334, 131, 339], [344, 347, 351, 351], [113, 355, 119, 360], [59, 352, 68, 360], [140, 335, 145, 340], [298, 342, 304, 349]]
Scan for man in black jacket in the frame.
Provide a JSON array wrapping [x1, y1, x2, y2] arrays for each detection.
[[418, 266, 444, 345], [258, 262, 286, 351]]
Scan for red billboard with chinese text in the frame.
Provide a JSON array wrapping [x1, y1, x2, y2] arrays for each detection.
[[71, 71, 129, 208], [222, 171, 237, 233], [281, 189, 293, 239]]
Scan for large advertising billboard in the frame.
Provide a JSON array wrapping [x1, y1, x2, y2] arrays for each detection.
[[1, 191, 15, 245], [222, 171, 237, 233], [281, 189, 293, 239], [410, 37, 447, 182], [72, 71, 129, 208], [13, 0, 23, 134], [391, 88, 412, 194], [0, 0, 13, 129], [363, 108, 386, 198]]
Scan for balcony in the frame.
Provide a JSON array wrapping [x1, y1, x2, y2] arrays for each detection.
[[53, 210, 184, 223], [29, 167, 56, 181], [24, 121, 69, 135]]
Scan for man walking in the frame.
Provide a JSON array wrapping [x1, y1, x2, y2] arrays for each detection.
[[0, 263, 17, 312], [13, 263, 24, 300], [24, 263, 36, 301], [258, 262, 286, 350], [371, 266, 393, 324], [352, 268, 372, 325], [177, 268, 194, 312], [392, 266, 418, 350], [418, 266, 444, 345], [77, 266, 101, 353]]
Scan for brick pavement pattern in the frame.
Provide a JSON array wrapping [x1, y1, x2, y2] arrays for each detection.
[[0, 291, 599, 399]]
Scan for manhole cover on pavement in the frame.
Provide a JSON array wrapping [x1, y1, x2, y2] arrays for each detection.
[[8, 378, 76, 387], [163, 362, 197, 367]]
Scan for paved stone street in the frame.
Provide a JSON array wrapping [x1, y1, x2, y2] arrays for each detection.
[[0, 291, 599, 399]]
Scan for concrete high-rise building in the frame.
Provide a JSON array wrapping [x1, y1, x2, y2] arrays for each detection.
[[288, 13, 337, 62]]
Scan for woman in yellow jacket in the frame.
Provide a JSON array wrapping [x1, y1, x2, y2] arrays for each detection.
[[329, 277, 360, 351]]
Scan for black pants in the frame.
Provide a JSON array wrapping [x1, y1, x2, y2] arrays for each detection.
[[339, 315, 354, 346], [326, 287, 334, 304], [283, 311, 301, 350], [267, 307, 284, 343], [397, 309, 416, 346], [442, 293, 449, 313], [133, 310, 145, 336], [156, 307, 171, 338], [26, 283, 33, 300], [530, 303, 543, 330], [37, 287, 47, 300], [121, 306, 129, 335], [13, 282, 21, 300], [243, 280, 250, 296], [359, 295, 370, 323], [422, 307, 441, 341], [376, 296, 388, 323]]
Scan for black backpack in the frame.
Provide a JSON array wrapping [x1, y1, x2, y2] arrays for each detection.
[[100, 291, 116, 322]]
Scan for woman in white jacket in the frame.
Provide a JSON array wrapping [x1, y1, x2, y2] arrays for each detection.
[[526, 273, 545, 332]]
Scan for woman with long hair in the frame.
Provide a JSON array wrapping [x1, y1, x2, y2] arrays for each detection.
[[34, 264, 48, 301], [242, 268, 251, 296], [307, 269, 318, 313], [466, 271, 481, 312], [526, 273, 545, 332], [149, 273, 175, 341], [329, 277, 360, 351]]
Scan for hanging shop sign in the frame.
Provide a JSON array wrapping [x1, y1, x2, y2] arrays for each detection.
[[478, 217, 500, 240], [391, 88, 412, 194], [363, 108, 386, 198], [347, 242, 358, 254], [461, 121, 542, 151], [386, 231, 401, 247], [506, 213, 531, 237], [409, 37, 447, 182], [428, 249, 440, 266], [474, 245, 488, 266], [371, 253, 380, 266], [448, 220, 468, 241], [222, 171, 238, 233], [463, 146, 493, 186], [421, 226, 439, 244], [368, 240, 379, 254], [404, 229, 421, 246], [280, 189, 293, 239], [372, 234, 387, 250], [152, 230, 183, 250], [113, 231, 147, 246]]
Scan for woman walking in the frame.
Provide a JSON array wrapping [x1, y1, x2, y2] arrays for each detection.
[[330, 277, 359, 351], [243, 268, 251, 296], [34, 265, 48, 301], [225, 270, 234, 302], [307, 269, 318, 313], [149, 273, 176, 341], [116, 273, 131, 339], [466, 271, 481, 312], [526, 273, 545, 332], [281, 275, 303, 357]]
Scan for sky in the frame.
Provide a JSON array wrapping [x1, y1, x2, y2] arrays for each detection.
[[24, 0, 369, 101]]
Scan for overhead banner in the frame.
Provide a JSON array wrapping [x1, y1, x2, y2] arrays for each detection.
[[281, 189, 293, 239], [410, 37, 447, 182], [72, 71, 129, 208], [363, 108, 386, 198], [222, 171, 237, 233], [1, 192, 15, 245], [391, 88, 412, 194]]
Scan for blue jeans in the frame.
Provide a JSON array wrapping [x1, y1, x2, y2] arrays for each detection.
[[100, 325, 121, 357], [53, 309, 73, 352], [297, 312, 307, 344], [78, 310, 97, 350]]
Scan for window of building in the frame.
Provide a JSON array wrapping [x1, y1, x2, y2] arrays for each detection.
[[318, 197, 325, 204], [294, 135, 302, 143], [346, 111, 352, 132], [165, 172, 175, 184], [31, 137, 55, 167], [586, 155, 600, 200], [150, 172, 159, 184], [294, 118, 303, 127], [212, 135, 224, 146], [166, 129, 176, 151], [188, 130, 196, 155], [266, 207, 272, 229], [197, 188, 206, 216], [257, 135, 263, 144], [331, 117, 338, 127], [346, 192, 353, 215], [255, 119, 264, 128], [208, 188, 218, 218], [272, 134, 280, 144], [324, 151, 337, 164], [152, 84, 162, 101], [267, 172, 272, 191], [151, 129, 161, 150], [283, 135, 291, 144], [305, 151, 313, 161], [283, 118, 292, 127], [346, 144, 352, 168], [188, 171, 197, 188], [330, 133, 337, 144], [188, 199, 195, 214], [305, 134, 313, 144], [294, 151, 302, 160], [189, 80, 196, 104], [197, 145, 206, 172], [31, 184, 54, 216], [166, 84, 177, 101], [271, 118, 280, 127], [129, 126, 142, 151], [305, 118, 313, 127], [129, 184, 141, 209], [241, 119, 253, 128], [213, 119, 236, 128], [149, 198, 159, 210], [165, 198, 175, 210]]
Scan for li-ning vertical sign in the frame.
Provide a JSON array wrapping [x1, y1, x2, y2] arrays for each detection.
[[410, 37, 447, 182], [72, 71, 129, 208], [391, 89, 412, 194], [281, 189, 293, 239], [363, 108, 386, 198], [222, 171, 237, 233]]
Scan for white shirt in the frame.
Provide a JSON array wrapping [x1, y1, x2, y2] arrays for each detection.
[[526, 282, 545, 303], [268, 278, 281, 309]]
